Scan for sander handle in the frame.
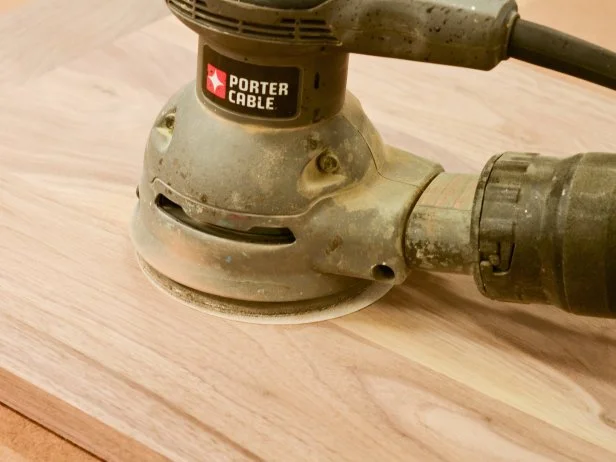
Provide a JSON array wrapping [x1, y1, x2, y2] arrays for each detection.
[[331, 0, 616, 89], [333, 0, 518, 70]]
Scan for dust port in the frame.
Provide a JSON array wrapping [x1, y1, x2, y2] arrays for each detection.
[[371, 264, 395, 282], [155, 194, 296, 245]]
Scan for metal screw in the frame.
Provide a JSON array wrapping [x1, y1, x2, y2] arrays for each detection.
[[163, 113, 175, 131], [316, 150, 340, 174]]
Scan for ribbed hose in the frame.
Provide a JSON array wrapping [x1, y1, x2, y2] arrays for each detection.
[[508, 19, 616, 90]]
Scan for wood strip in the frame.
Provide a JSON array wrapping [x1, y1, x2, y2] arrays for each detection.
[[0, 403, 98, 461], [0, 369, 168, 462]]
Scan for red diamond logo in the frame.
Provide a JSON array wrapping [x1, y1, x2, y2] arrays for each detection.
[[206, 64, 227, 99]]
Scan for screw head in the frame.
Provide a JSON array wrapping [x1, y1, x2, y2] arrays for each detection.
[[164, 113, 175, 130], [316, 151, 340, 174]]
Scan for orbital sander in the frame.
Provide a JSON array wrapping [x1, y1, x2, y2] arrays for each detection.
[[131, 0, 616, 323]]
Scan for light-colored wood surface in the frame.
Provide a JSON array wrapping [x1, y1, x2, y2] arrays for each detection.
[[1, 1, 616, 461]]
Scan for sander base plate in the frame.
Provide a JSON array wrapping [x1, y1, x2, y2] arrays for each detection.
[[137, 256, 393, 325]]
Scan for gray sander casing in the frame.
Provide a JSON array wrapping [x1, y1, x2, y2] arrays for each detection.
[[131, 0, 616, 321], [132, 82, 442, 310]]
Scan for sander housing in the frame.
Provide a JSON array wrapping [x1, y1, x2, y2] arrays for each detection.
[[131, 0, 616, 322]]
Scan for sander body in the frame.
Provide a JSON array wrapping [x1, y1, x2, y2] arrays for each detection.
[[132, 0, 616, 322]]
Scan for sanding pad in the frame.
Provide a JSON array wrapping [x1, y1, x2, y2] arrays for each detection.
[[138, 256, 393, 325]]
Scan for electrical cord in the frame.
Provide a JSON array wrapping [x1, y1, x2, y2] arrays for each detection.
[[508, 19, 616, 91]]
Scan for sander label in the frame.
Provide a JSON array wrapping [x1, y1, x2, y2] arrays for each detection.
[[202, 47, 300, 118]]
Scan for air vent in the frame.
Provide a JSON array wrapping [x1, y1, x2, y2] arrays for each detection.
[[156, 194, 296, 245], [167, 0, 338, 43]]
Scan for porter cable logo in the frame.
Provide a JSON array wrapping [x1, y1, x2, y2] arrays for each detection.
[[207, 64, 290, 111], [206, 64, 227, 99], [202, 48, 300, 119]]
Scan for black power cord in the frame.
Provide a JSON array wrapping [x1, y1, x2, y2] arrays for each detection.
[[508, 19, 616, 91]]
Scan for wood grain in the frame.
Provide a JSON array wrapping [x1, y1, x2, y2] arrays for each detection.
[[0, 0, 167, 86], [1, 1, 616, 461]]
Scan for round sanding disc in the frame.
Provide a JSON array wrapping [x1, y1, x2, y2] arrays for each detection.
[[138, 256, 393, 325]]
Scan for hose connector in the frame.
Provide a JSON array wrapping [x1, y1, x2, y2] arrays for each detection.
[[472, 152, 616, 317]]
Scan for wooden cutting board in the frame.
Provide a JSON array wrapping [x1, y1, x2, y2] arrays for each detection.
[[1, 0, 616, 460]]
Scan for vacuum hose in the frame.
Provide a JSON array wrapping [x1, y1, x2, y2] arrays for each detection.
[[406, 152, 616, 318]]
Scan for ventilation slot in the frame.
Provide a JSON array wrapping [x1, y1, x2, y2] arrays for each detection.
[[167, 0, 338, 43], [243, 21, 295, 32], [242, 21, 295, 38], [169, 0, 240, 31], [169, 0, 193, 13], [298, 35, 337, 41], [296, 19, 337, 42], [156, 194, 296, 245], [194, 11, 239, 31], [242, 21, 295, 39], [242, 29, 295, 38], [196, 10, 239, 24], [300, 27, 332, 33], [300, 19, 327, 25]]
